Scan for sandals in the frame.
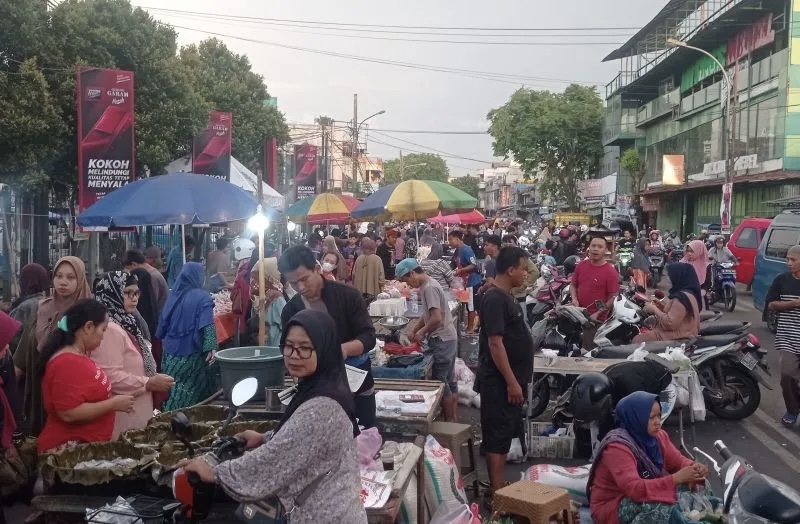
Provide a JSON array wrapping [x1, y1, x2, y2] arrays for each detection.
[[781, 412, 798, 427]]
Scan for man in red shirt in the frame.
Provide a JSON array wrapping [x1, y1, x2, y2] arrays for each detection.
[[570, 235, 619, 348]]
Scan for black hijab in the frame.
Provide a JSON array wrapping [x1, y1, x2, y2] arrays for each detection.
[[277, 310, 359, 437], [131, 268, 159, 337], [667, 262, 702, 319]]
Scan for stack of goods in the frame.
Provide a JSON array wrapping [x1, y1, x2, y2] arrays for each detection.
[[212, 289, 232, 315]]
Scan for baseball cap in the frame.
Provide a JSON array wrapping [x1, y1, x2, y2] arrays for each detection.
[[395, 258, 420, 280]]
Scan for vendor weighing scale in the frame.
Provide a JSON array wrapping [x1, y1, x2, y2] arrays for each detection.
[[379, 316, 410, 343]]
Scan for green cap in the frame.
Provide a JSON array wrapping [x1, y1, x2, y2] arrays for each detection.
[[395, 258, 420, 279]]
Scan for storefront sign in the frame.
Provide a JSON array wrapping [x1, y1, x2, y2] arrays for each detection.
[[640, 196, 660, 212], [702, 154, 758, 177], [726, 14, 774, 65], [192, 111, 232, 181], [294, 144, 319, 199], [680, 46, 726, 92], [580, 179, 602, 198], [662, 155, 685, 185], [720, 182, 733, 234], [76, 67, 135, 212]]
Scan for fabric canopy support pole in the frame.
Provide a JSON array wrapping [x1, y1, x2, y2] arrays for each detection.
[[181, 224, 186, 265]]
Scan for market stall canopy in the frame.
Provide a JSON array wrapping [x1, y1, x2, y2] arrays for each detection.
[[285, 193, 361, 224], [163, 156, 284, 209], [76, 173, 259, 229], [351, 180, 477, 221], [427, 209, 485, 225]]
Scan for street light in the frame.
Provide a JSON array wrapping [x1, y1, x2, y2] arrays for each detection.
[[400, 162, 428, 180], [247, 204, 270, 346], [352, 110, 386, 191], [667, 37, 735, 232]]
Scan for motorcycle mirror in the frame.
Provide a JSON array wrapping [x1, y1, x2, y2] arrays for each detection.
[[170, 412, 196, 457], [692, 447, 721, 475], [231, 377, 259, 407]]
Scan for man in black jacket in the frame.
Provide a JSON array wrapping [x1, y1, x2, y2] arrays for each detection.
[[279, 245, 377, 428]]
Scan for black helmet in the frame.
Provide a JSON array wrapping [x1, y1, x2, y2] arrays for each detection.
[[570, 372, 612, 424], [563, 255, 580, 275]]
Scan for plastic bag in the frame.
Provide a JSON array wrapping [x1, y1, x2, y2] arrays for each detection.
[[430, 500, 475, 524], [85, 496, 140, 524], [626, 345, 649, 362], [507, 438, 524, 463], [676, 373, 706, 422], [356, 427, 383, 471], [678, 489, 720, 522]]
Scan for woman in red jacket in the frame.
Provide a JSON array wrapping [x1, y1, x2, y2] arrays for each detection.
[[588, 391, 709, 524]]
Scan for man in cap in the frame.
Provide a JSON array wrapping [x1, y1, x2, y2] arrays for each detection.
[[396, 258, 459, 421]]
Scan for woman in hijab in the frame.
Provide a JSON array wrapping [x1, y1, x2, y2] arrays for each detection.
[[93, 272, 174, 436], [248, 258, 288, 347], [420, 240, 457, 289], [14, 256, 91, 436], [630, 238, 651, 290], [632, 263, 701, 343], [353, 237, 385, 297], [681, 240, 711, 296], [183, 310, 366, 523], [9, 263, 49, 329], [588, 391, 708, 524], [130, 269, 159, 349], [321, 235, 348, 281], [157, 262, 217, 411]]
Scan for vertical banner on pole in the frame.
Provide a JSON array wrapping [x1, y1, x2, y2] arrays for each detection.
[[192, 111, 232, 181], [720, 182, 733, 234], [264, 137, 278, 190], [76, 67, 136, 212], [294, 144, 318, 200]]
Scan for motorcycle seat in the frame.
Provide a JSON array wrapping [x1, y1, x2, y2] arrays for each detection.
[[698, 320, 747, 336], [698, 311, 722, 322], [737, 472, 800, 523], [692, 334, 743, 349], [595, 340, 684, 359]]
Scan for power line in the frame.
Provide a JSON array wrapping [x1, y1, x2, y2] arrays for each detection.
[[371, 130, 491, 163], [370, 129, 489, 135], [369, 136, 493, 164]]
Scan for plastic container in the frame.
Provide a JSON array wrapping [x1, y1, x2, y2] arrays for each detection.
[[215, 346, 284, 401], [527, 421, 575, 459]]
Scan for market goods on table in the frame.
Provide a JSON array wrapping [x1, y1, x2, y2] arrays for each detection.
[[121, 422, 216, 451], [149, 405, 230, 426], [40, 441, 157, 486], [212, 290, 232, 315]]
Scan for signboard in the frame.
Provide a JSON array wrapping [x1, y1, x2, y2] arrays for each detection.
[[76, 67, 135, 212], [720, 182, 733, 234], [680, 46, 726, 92], [662, 155, 685, 185], [703, 154, 758, 177], [192, 111, 232, 181], [640, 196, 660, 212], [580, 179, 602, 198], [294, 144, 318, 199], [727, 14, 774, 65]]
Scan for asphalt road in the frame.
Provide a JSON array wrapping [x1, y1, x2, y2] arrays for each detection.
[[7, 287, 799, 521]]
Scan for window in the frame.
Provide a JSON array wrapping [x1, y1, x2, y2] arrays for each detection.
[[765, 229, 800, 259], [735, 227, 759, 249]]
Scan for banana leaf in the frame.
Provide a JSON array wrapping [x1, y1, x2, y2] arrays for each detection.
[[149, 405, 230, 426], [40, 442, 157, 486], [121, 422, 216, 450]]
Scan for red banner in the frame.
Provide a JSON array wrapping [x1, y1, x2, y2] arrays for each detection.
[[294, 144, 318, 200], [192, 111, 232, 181], [76, 67, 135, 212], [726, 14, 774, 65], [264, 137, 278, 190]]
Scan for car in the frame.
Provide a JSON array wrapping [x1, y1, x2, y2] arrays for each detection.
[[752, 210, 800, 332], [728, 217, 771, 287]]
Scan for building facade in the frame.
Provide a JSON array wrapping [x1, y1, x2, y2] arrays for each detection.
[[602, 0, 800, 234]]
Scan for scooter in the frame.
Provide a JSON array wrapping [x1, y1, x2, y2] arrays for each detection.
[[705, 262, 738, 313], [693, 441, 800, 523], [525, 265, 571, 328], [649, 248, 666, 286], [172, 377, 259, 522]]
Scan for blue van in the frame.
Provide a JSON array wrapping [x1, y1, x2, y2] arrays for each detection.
[[752, 209, 800, 331]]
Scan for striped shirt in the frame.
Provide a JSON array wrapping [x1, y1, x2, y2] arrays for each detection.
[[766, 272, 800, 354], [420, 258, 455, 290]]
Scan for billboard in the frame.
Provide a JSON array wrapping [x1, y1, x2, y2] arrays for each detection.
[[294, 144, 318, 199], [662, 155, 685, 185], [192, 111, 232, 181], [76, 67, 135, 212], [720, 182, 733, 234]]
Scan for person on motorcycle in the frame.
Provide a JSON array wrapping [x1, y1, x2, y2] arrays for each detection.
[[630, 238, 650, 290], [663, 231, 681, 250], [708, 236, 738, 265], [570, 235, 619, 349], [647, 230, 663, 252], [632, 262, 701, 343], [182, 310, 368, 523], [617, 229, 636, 250], [588, 391, 709, 524]]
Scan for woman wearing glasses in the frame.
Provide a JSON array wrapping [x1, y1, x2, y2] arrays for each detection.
[[93, 272, 174, 437], [183, 309, 367, 522]]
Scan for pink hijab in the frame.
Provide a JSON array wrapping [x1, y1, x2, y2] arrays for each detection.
[[681, 240, 709, 285]]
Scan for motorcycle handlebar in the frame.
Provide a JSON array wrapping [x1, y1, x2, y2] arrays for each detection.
[[714, 440, 732, 461]]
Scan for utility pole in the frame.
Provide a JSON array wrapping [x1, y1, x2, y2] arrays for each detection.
[[400, 150, 404, 181], [351, 93, 358, 193], [320, 120, 329, 192]]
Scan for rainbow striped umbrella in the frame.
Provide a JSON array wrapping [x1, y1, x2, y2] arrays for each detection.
[[285, 193, 361, 224], [351, 180, 477, 221]]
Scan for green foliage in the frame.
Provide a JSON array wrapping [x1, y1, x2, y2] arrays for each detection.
[[0, 0, 288, 194], [487, 84, 604, 210], [449, 176, 480, 198], [620, 148, 647, 193], [383, 153, 449, 184]]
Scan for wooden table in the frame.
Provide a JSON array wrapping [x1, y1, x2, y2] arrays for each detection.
[[366, 436, 425, 524]]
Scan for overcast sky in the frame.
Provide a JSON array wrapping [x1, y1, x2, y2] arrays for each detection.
[[131, 0, 660, 177]]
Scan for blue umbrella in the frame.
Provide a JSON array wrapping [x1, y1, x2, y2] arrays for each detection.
[[77, 173, 259, 228]]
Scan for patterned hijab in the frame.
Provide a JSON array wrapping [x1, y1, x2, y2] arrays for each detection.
[[36, 256, 91, 351], [95, 271, 158, 377]]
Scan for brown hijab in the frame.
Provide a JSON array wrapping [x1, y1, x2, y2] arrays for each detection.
[[35, 256, 91, 350]]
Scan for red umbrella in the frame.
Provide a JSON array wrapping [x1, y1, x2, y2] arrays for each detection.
[[427, 209, 486, 225]]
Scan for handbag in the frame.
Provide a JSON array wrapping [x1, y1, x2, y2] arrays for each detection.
[[234, 459, 338, 523]]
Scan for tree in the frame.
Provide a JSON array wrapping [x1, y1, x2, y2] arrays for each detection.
[[179, 39, 289, 171], [450, 175, 479, 198], [383, 153, 449, 184], [620, 148, 647, 194], [487, 84, 604, 210]]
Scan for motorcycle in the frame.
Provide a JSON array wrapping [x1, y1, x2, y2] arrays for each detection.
[[615, 247, 633, 280], [172, 377, 259, 522], [706, 262, 738, 312], [649, 248, 666, 286], [693, 440, 800, 523], [525, 265, 571, 328], [667, 246, 684, 263]]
